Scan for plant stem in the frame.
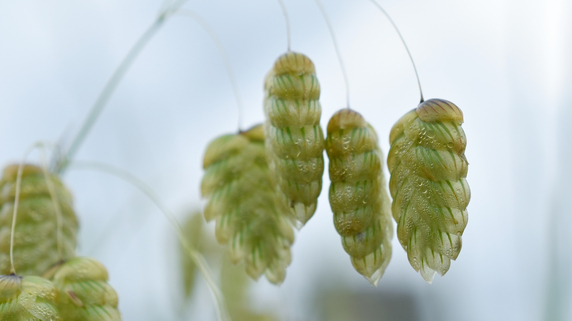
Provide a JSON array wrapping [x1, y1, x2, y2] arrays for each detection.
[[314, 0, 351, 109], [57, 1, 188, 174], [370, 0, 424, 103], [69, 160, 231, 321]]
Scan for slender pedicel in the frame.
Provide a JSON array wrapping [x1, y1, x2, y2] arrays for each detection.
[[370, 0, 424, 103]]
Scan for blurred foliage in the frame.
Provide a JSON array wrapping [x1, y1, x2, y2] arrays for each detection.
[[180, 211, 205, 299], [316, 285, 421, 321], [179, 210, 279, 321]]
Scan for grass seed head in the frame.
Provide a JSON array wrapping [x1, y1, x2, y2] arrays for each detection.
[[0, 274, 61, 320], [387, 99, 470, 283], [201, 124, 294, 285], [47, 257, 121, 321], [325, 109, 393, 286], [263, 52, 325, 226], [0, 164, 79, 276]]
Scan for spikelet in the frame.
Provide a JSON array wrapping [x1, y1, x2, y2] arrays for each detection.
[[201, 125, 294, 285], [325, 109, 393, 285], [263, 52, 325, 225], [44, 257, 121, 321], [0, 274, 61, 320], [387, 99, 470, 283], [0, 164, 79, 276]]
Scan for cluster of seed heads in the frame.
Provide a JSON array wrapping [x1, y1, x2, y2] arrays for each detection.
[[200, 51, 470, 285], [0, 165, 121, 320], [1, 2, 471, 320]]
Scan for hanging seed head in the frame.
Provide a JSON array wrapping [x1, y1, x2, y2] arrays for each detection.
[[47, 257, 121, 321], [263, 52, 325, 226], [201, 124, 294, 285], [0, 274, 61, 320], [388, 99, 470, 283], [325, 109, 393, 285], [0, 164, 79, 276]]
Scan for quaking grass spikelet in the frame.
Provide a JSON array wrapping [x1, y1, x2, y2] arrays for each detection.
[[388, 99, 470, 283], [325, 109, 393, 285], [0, 274, 61, 320], [0, 164, 79, 276], [201, 125, 294, 285], [44, 257, 121, 321], [264, 52, 325, 226]]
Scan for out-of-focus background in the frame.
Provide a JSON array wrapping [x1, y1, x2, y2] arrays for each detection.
[[1, 0, 571, 320]]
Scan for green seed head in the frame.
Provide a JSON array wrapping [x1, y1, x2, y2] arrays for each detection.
[[0, 164, 79, 276], [201, 125, 294, 285], [263, 52, 325, 225], [388, 99, 470, 283], [0, 275, 61, 320], [325, 109, 393, 286], [49, 257, 121, 321]]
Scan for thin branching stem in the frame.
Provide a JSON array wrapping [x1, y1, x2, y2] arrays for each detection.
[[68, 160, 230, 321], [57, 0, 189, 174], [176, 10, 244, 132], [370, 0, 424, 103]]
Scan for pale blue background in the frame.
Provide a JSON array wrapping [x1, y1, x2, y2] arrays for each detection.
[[0, 0, 571, 320]]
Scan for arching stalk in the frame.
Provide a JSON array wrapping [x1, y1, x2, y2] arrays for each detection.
[[68, 160, 230, 321], [276, 0, 291, 51], [8, 142, 45, 274], [176, 10, 244, 132], [313, 0, 351, 109], [370, 0, 424, 103], [57, 0, 189, 174]]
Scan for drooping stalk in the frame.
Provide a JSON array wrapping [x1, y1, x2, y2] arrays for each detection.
[[176, 10, 244, 132], [276, 0, 291, 52], [370, 0, 424, 103], [57, 0, 189, 174], [313, 0, 351, 109], [69, 161, 230, 321], [8, 143, 42, 274]]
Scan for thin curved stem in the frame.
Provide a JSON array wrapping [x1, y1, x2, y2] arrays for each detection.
[[370, 0, 424, 103], [314, 0, 351, 109], [276, 0, 291, 51], [57, 0, 189, 174], [68, 161, 230, 321], [176, 10, 244, 132], [9, 142, 45, 274]]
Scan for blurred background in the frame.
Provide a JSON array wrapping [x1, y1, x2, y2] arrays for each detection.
[[1, 0, 571, 320]]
